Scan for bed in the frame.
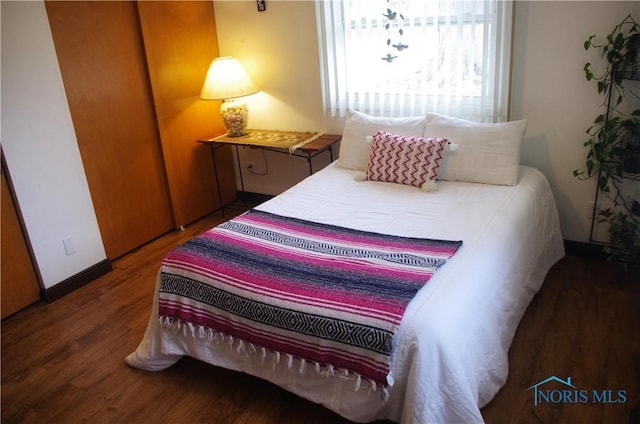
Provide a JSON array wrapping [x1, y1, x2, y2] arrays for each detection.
[[127, 111, 565, 423]]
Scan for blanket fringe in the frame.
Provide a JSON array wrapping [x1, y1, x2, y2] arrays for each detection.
[[159, 316, 391, 400]]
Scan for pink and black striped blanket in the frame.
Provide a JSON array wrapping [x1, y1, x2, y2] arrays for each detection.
[[158, 210, 461, 390]]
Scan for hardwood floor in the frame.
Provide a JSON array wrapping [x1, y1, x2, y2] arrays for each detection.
[[2, 204, 639, 423], [481, 255, 639, 424]]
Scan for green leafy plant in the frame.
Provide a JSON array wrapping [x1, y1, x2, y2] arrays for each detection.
[[574, 14, 640, 264], [598, 210, 639, 263]]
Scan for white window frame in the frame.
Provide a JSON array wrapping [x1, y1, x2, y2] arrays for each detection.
[[315, 0, 514, 122]]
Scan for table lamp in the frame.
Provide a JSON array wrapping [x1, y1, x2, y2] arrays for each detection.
[[200, 56, 259, 137]]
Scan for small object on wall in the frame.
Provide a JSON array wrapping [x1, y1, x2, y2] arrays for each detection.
[[257, 1, 266, 12]]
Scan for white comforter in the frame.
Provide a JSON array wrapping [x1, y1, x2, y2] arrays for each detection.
[[127, 162, 565, 423]]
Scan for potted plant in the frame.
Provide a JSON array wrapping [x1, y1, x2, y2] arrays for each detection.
[[574, 14, 640, 264]]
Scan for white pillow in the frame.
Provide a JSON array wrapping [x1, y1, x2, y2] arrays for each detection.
[[338, 110, 426, 171], [423, 113, 527, 186]]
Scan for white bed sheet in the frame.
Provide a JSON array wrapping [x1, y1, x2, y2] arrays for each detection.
[[127, 162, 565, 423]]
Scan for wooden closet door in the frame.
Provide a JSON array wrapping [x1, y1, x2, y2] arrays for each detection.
[[45, 1, 173, 259], [137, 1, 236, 227], [1, 155, 42, 318]]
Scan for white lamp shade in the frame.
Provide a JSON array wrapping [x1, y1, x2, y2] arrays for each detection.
[[200, 56, 259, 100]]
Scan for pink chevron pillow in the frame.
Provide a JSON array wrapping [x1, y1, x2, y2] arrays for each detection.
[[364, 131, 449, 192]]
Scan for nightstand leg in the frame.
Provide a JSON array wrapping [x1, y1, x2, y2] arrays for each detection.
[[209, 145, 225, 217], [236, 146, 245, 193]]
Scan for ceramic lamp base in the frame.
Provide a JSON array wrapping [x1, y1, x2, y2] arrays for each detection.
[[221, 99, 249, 137]]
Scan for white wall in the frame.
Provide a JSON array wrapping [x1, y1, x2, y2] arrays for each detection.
[[214, 0, 639, 242], [214, 0, 343, 195], [512, 1, 639, 243], [1, 1, 106, 289]]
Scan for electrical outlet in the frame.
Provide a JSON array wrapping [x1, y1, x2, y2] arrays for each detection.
[[63, 237, 77, 256]]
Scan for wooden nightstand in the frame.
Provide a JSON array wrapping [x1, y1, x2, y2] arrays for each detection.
[[198, 130, 341, 215]]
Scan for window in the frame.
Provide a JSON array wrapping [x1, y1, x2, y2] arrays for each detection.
[[316, 0, 513, 122]]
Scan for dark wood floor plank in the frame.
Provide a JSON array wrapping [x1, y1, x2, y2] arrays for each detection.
[[482, 256, 639, 424], [2, 206, 638, 423]]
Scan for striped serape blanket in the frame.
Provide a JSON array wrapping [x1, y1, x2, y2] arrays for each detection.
[[158, 210, 461, 394]]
